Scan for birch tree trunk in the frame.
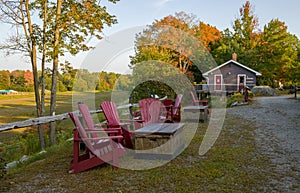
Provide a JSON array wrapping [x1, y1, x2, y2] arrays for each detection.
[[49, 0, 62, 145], [24, 0, 45, 148]]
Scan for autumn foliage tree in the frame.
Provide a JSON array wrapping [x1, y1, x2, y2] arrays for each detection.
[[131, 11, 221, 80], [24, 70, 34, 87]]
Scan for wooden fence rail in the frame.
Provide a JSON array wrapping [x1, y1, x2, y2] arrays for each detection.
[[0, 103, 137, 132], [0, 110, 102, 132]]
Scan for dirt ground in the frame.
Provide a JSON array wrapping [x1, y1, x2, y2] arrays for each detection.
[[227, 95, 300, 192]]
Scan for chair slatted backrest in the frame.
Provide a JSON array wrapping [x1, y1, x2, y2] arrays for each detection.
[[100, 101, 121, 127], [101, 101, 134, 149], [173, 94, 183, 115], [138, 98, 157, 124], [148, 100, 164, 125], [78, 103, 95, 128], [69, 112, 94, 151], [78, 103, 99, 138], [69, 112, 119, 162], [189, 91, 198, 105]]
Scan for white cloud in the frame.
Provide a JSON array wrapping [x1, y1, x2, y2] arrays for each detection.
[[155, 0, 175, 8]]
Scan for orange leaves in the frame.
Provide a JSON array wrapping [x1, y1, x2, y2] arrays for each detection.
[[132, 12, 222, 75], [24, 70, 34, 86], [199, 22, 221, 51]]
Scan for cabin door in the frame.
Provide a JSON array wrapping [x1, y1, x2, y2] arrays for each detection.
[[237, 74, 246, 91], [214, 75, 222, 91]]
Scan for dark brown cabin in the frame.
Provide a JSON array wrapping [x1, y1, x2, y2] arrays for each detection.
[[203, 56, 261, 93]]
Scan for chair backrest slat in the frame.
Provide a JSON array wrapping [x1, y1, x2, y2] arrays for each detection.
[[138, 98, 157, 124], [78, 103, 99, 138], [78, 103, 94, 129], [173, 94, 183, 115], [190, 91, 197, 105], [69, 112, 94, 151], [100, 101, 121, 127], [148, 100, 164, 125]]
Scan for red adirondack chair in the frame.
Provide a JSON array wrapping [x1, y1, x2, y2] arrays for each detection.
[[137, 98, 166, 127], [162, 94, 183, 122], [171, 94, 183, 122], [148, 100, 166, 123], [78, 103, 122, 143], [190, 91, 208, 106], [68, 112, 126, 174], [137, 98, 157, 123], [100, 101, 134, 149], [162, 99, 173, 120]]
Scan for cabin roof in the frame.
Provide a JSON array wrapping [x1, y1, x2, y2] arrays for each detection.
[[203, 60, 262, 76]]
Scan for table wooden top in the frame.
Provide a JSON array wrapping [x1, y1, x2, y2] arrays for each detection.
[[134, 123, 184, 135], [183, 106, 208, 110]]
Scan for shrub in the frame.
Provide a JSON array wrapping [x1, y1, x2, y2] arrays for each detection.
[[19, 133, 41, 155], [130, 80, 176, 103], [227, 93, 244, 107], [0, 150, 6, 178]]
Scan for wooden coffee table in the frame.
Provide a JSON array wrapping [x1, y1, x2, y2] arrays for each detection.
[[134, 123, 185, 159], [183, 105, 209, 121]]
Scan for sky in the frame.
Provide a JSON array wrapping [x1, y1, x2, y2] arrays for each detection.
[[0, 0, 299, 73]]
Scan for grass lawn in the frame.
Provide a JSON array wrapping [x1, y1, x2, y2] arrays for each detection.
[[0, 91, 117, 161], [0, 112, 274, 192], [0, 92, 279, 192]]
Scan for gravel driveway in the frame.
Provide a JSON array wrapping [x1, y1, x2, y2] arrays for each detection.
[[226, 95, 300, 192]]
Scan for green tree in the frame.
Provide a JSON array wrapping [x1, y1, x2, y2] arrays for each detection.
[[73, 69, 99, 91], [0, 70, 10, 90], [0, 0, 46, 147], [257, 19, 299, 86], [106, 72, 119, 90], [211, 1, 300, 89], [73, 77, 89, 92], [286, 39, 300, 98], [115, 74, 131, 91], [210, 1, 259, 65], [210, 28, 238, 64], [46, 0, 119, 143], [0, 0, 119, 147], [10, 70, 26, 91], [59, 62, 77, 91], [97, 71, 110, 91], [231, 0, 260, 69], [130, 61, 192, 102]]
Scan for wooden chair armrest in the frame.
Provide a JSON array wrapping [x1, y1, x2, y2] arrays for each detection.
[[132, 117, 144, 122], [173, 106, 181, 110], [119, 120, 132, 126], [81, 135, 123, 141], [94, 123, 107, 127], [85, 130, 119, 134]]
